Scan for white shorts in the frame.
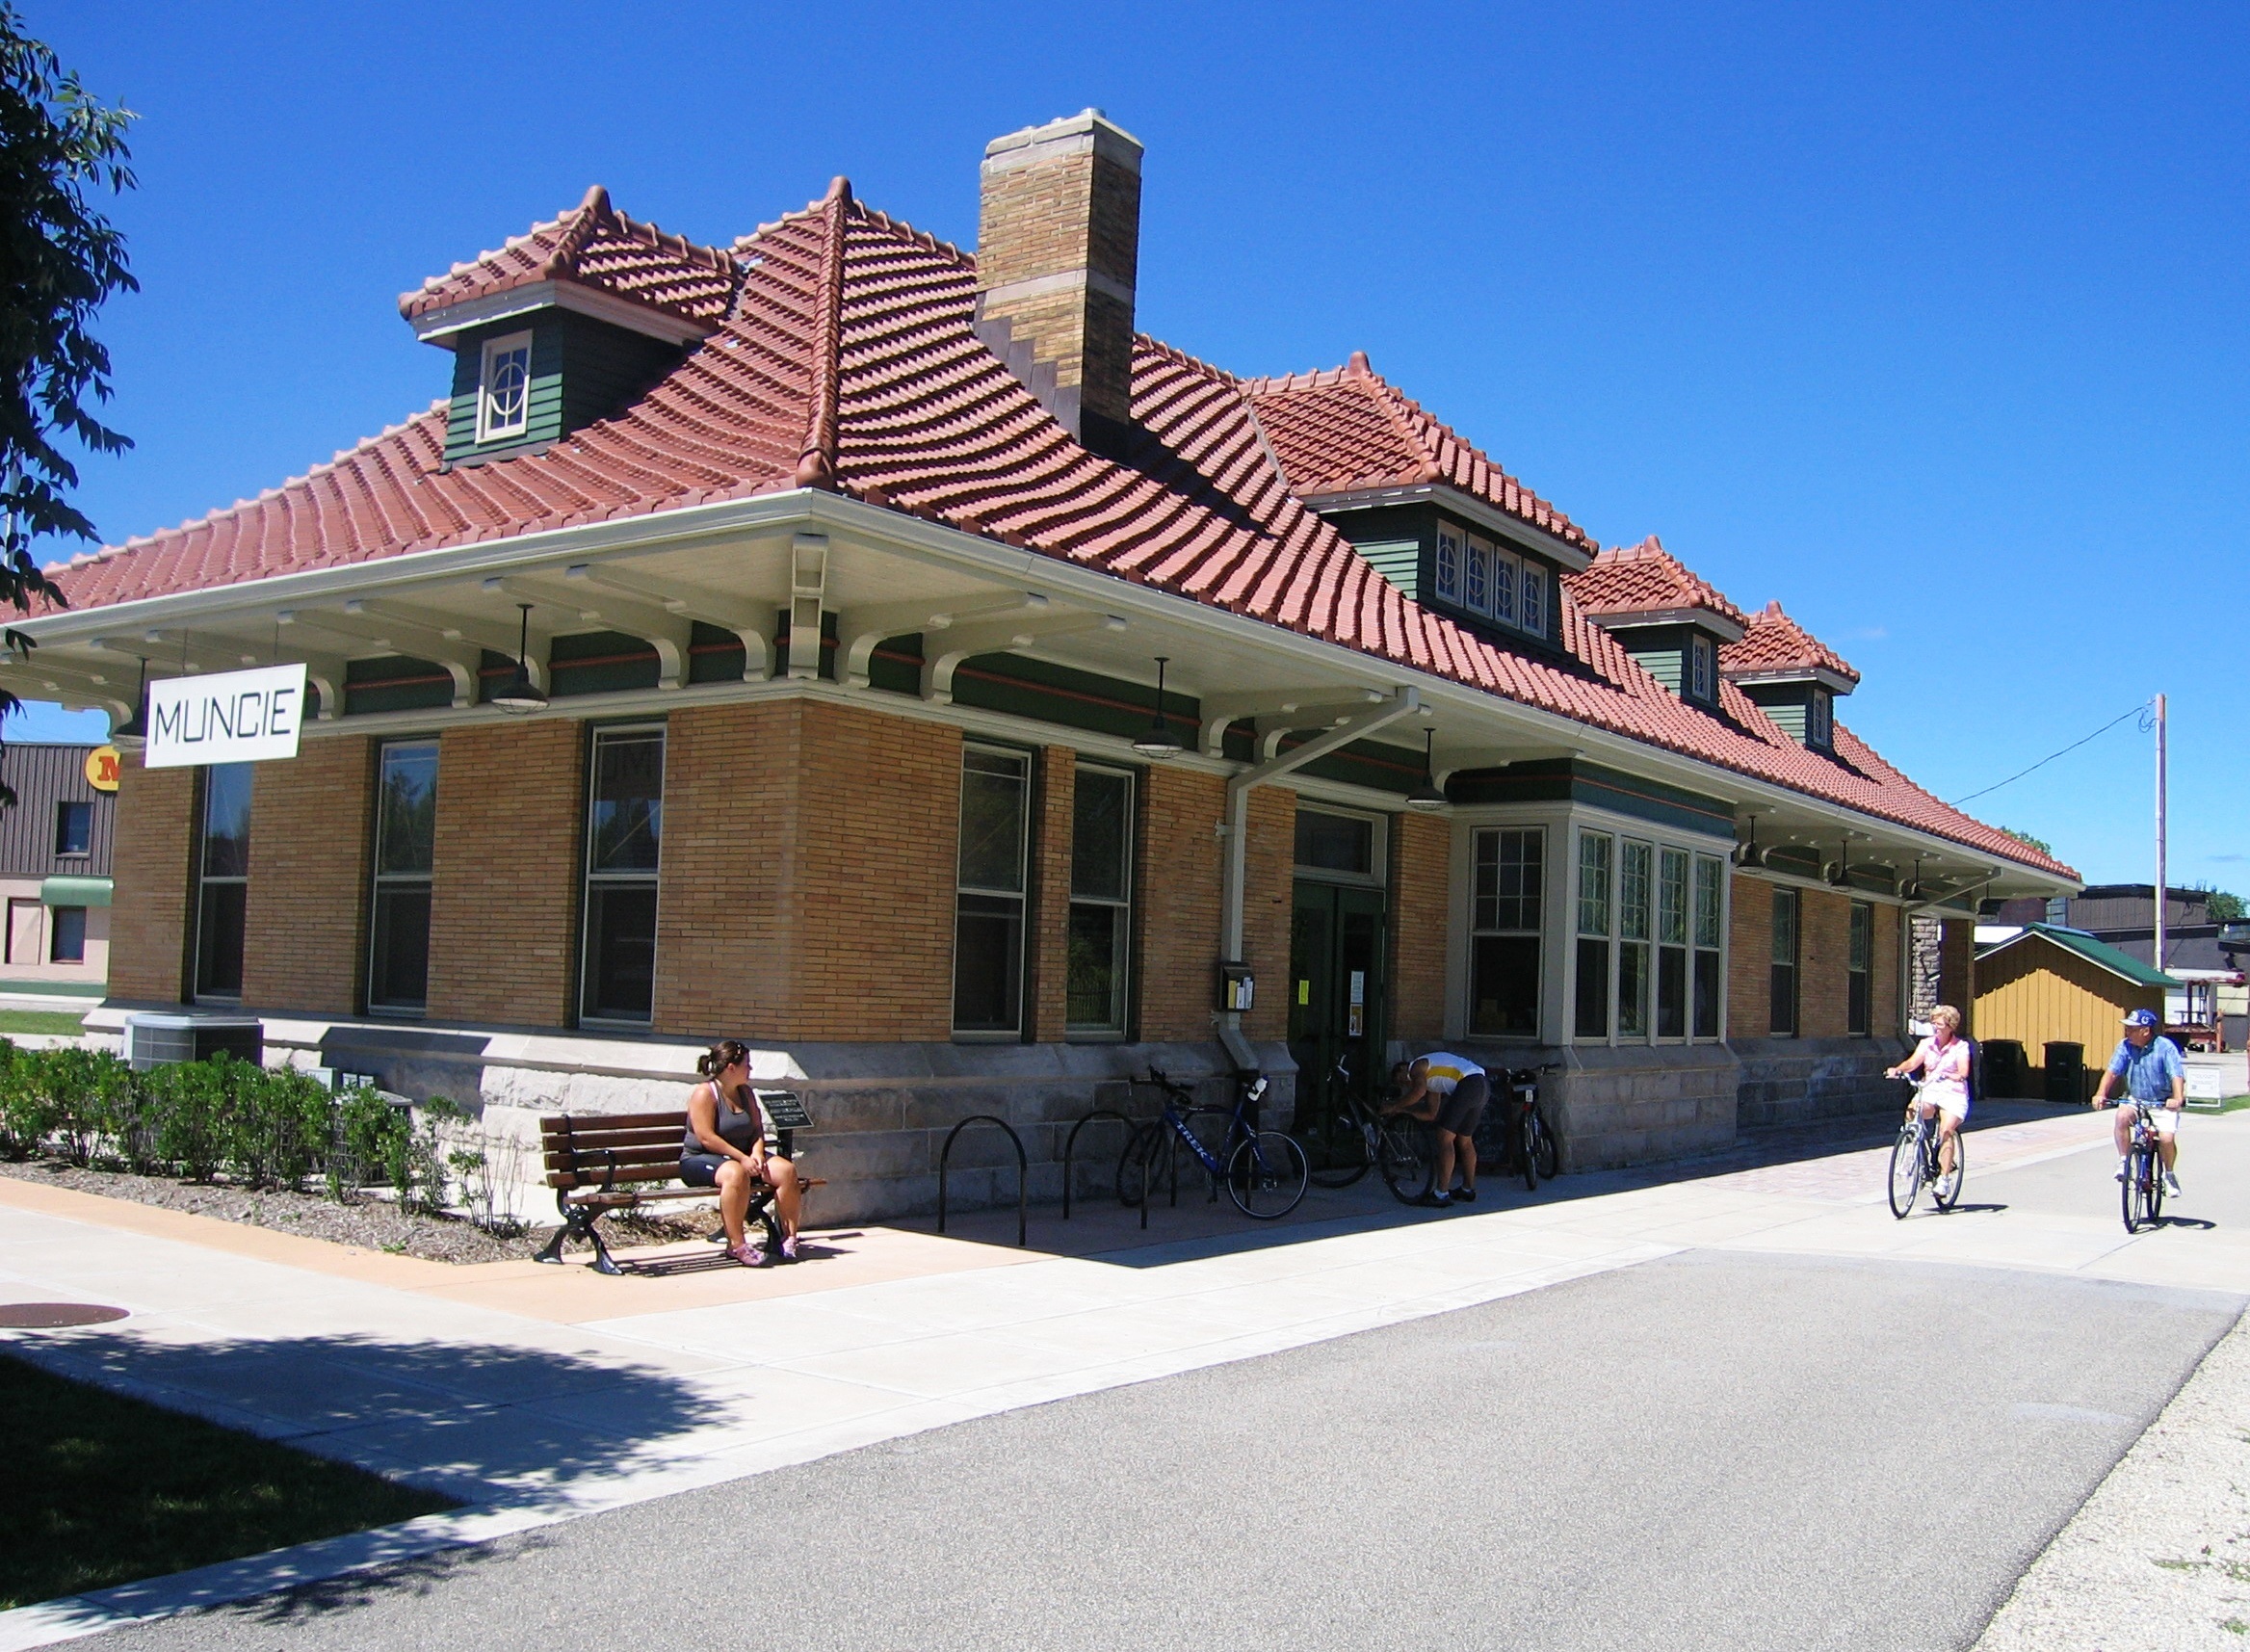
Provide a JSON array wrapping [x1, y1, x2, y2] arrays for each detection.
[[1914, 1097, 1968, 1126], [2123, 1104, 2180, 1138]]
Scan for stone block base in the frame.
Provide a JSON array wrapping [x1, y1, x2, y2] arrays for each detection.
[[1734, 1036, 1910, 1128]]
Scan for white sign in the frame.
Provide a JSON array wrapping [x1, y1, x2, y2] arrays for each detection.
[[144, 664, 308, 769]]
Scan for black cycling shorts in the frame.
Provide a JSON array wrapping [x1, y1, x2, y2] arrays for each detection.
[[1433, 1072, 1490, 1137]]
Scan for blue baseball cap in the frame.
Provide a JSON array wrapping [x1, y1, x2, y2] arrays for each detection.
[[2122, 1008, 2159, 1028]]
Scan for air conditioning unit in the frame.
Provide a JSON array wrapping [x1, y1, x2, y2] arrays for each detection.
[[122, 1013, 263, 1072]]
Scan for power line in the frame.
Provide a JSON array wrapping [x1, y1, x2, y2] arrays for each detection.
[[1951, 700, 2153, 806]]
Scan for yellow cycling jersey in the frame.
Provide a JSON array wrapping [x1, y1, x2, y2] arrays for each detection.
[[1415, 1053, 1486, 1095]]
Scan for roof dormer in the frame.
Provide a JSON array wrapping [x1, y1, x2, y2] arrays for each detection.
[[400, 186, 744, 467], [1721, 600, 1860, 751], [1567, 537, 1745, 711]]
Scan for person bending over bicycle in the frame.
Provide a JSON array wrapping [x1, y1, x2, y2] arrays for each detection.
[[1385, 1053, 1488, 1208], [2092, 1007, 2185, 1195], [1886, 1004, 1971, 1183]]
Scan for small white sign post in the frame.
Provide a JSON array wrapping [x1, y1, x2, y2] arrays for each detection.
[[144, 663, 309, 769]]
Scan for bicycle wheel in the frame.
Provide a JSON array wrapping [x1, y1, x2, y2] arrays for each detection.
[[1226, 1130, 1309, 1219], [1302, 1101, 1374, 1190], [1115, 1121, 1160, 1208], [1531, 1114, 1560, 1184], [2121, 1148, 2150, 1233], [1934, 1133, 1966, 1212], [2149, 1159, 2166, 1225], [1520, 1110, 1540, 1193], [1378, 1117, 1433, 1204], [1887, 1125, 1925, 1219]]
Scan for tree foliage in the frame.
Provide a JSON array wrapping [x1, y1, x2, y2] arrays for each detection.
[[1999, 826, 2054, 857], [0, 8, 135, 654]]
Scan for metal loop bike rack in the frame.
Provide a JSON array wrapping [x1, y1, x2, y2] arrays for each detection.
[[1061, 1109, 1135, 1220], [937, 1114, 1028, 1246]]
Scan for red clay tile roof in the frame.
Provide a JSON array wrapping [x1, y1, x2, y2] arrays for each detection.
[[1568, 536, 1747, 628], [400, 185, 744, 327], [1243, 354, 1593, 552], [1722, 599, 1861, 686], [55, 187, 2061, 878]]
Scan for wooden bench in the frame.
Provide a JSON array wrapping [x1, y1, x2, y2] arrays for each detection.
[[534, 1099, 818, 1275]]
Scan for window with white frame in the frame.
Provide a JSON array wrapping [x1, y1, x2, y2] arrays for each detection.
[[955, 746, 1030, 1035], [1616, 840, 1651, 1038], [1693, 854, 1724, 1036], [1807, 688, 1834, 748], [1464, 536, 1491, 616], [1066, 764, 1134, 1036], [1470, 826, 1542, 1036], [581, 725, 664, 1023], [1574, 830, 1612, 1039], [1657, 847, 1689, 1037], [476, 330, 534, 444], [1689, 633, 1715, 701], [1769, 885, 1799, 1036], [194, 763, 253, 1001], [1847, 900, 1871, 1036], [1434, 525, 1461, 603], [1492, 544, 1519, 627], [368, 740, 437, 1011], [1521, 562, 1549, 638]]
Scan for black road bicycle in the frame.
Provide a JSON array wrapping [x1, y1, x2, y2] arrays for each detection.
[[1116, 1066, 1309, 1219], [1887, 1077, 1966, 1219], [1506, 1064, 1562, 1193], [2119, 1101, 2167, 1234]]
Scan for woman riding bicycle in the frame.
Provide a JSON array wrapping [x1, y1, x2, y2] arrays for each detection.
[[1886, 1004, 1972, 1184]]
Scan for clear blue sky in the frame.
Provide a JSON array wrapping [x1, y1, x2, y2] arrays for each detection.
[[29, 1, 2248, 890]]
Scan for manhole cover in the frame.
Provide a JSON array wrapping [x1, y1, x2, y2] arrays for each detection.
[[0, 1302, 128, 1329]]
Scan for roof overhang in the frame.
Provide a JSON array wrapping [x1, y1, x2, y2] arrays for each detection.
[[1976, 927, 2178, 989], [1724, 665, 1858, 696], [408, 278, 718, 350], [1298, 484, 1594, 572], [1584, 606, 1747, 644], [13, 489, 2073, 899]]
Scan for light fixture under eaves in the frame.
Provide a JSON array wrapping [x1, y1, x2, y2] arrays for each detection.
[[110, 656, 150, 749], [491, 603, 547, 715], [1132, 656, 1184, 758], [1405, 728, 1447, 812], [1734, 815, 1765, 869]]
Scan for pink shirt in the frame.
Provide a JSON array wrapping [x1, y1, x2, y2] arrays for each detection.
[[1912, 1034, 1973, 1111]]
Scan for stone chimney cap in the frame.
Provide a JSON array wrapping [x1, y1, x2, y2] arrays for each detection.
[[982, 109, 1144, 174]]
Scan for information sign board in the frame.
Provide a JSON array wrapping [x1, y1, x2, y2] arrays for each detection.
[[144, 664, 308, 769]]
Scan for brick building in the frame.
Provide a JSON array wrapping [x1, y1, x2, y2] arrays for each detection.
[[10, 112, 2073, 1218]]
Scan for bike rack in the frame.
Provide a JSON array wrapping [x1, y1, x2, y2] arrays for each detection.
[[1061, 1109, 1136, 1220], [936, 1114, 1027, 1246]]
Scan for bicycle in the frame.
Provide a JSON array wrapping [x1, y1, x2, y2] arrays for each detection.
[[1506, 1064, 1562, 1192], [1300, 1052, 1376, 1190], [1116, 1066, 1309, 1219], [2119, 1102, 2167, 1234], [1886, 1078, 1966, 1219]]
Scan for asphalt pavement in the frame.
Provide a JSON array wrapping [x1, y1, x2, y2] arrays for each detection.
[[91, 1238, 2239, 1651]]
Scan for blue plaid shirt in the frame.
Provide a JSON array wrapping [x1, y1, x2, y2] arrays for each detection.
[[2106, 1035, 2184, 1103]]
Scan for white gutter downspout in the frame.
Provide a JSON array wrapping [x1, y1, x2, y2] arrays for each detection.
[[1217, 687, 1421, 1067]]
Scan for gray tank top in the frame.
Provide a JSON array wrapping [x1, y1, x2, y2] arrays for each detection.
[[685, 1083, 761, 1156]]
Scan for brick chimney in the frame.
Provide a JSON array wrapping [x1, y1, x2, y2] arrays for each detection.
[[974, 109, 1142, 456]]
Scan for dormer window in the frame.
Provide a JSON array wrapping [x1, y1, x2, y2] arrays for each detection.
[[1689, 634, 1715, 701], [1464, 537, 1490, 613], [476, 330, 534, 444], [1808, 688, 1833, 747], [1434, 526, 1460, 603], [1492, 547, 1518, 626], [1521, 562, 1547, 637]]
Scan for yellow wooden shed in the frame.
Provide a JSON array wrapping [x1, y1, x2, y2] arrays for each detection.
[[1974, 923, 2178, 1098]]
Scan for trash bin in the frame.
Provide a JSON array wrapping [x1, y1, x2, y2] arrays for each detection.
[[1978, 1039, 2026, 1099], [2043, 1041, 2084, 1105]]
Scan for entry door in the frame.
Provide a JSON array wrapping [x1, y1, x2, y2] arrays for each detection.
[[1288, 880, 1388, 1135]]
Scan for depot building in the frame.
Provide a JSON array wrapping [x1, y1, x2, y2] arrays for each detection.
[[13, 113, 2075, 1219]]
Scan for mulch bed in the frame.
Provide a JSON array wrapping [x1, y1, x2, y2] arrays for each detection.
[[0, 1158, 718, 1265]]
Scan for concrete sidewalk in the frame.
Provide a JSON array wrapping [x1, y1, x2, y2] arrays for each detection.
[[2, 1104, 2243, 1646]]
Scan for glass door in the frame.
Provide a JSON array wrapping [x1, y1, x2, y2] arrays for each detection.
[[1288, 879, 1388, 1146]]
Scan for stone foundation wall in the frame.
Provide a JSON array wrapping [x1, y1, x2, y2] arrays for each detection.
[[1734, 1035, 1911, 1127], [1550, 1043, 1741, 1168]]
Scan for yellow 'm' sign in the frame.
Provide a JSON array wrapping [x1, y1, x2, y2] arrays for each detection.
[[85, 746, 121, 793]]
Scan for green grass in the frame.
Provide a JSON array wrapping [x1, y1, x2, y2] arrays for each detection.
[[0, 1010, 87, 1036], [0, 1352, 457, 1609]]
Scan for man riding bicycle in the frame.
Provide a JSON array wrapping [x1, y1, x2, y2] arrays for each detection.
[[1385, 1053, 1488, 1208], [2091, 1008, 2185, 1195], [1886, 1003, 1971, 1184]]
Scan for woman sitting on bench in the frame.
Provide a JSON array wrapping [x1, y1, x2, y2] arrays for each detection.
[[683, 1039, 804, 1267]]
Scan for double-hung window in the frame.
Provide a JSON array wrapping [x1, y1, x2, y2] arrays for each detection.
[[1657, 848, 1689, 1037], [1574, 830, 1613, 1039], [369, 741, 437, 1010], [1066, 764, 1133, 1036], [1434, 526, 1462, 604], [1808, 689, 1834, 748], [476, 330, 534, 444], [1689, 635, 1715, 702], [1470, 827, 1542, 1037], [1693, 855, 1724, 1036], [1616, 841, 1651, 1038], [955, 747, 1030, 1036], [194, 764, 253, 1000], [1769, 886, 1799, 1036], [581, 726, 664, 1023], [1847, 901, 1872, 1036]]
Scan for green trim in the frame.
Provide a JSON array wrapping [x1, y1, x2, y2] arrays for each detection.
[[39, 877, 110, 909], [1449, 758, 1735, 838], [1992, 922, 2180, 989], [0, 978, 106, 997]]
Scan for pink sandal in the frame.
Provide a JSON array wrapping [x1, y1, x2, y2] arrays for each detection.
[[728, 1243, 770, 1268]]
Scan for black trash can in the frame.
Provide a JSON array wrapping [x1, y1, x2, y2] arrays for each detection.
[[2043, 1041, 2084, 1105], [1979, 1039, 2026, 1099]]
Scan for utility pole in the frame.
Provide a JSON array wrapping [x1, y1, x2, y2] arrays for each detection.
[[2155, 693, 2168, 984]]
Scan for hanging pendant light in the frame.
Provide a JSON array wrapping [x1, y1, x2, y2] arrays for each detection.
[[1735, 814, 1766, 868], [1132, 656, 1184, 758], [491, 603, 547, 714], [1405, 727, 1447, 812], [1826, 836, 1855, 886], [111, 656, 149, 749]]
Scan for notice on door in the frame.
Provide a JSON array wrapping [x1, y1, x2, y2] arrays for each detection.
[[145, 664, 308, 769], [1348, 969, 1366, 1037]]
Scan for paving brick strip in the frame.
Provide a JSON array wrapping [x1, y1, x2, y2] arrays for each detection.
[[1975, 1306, 2250, 1650]]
